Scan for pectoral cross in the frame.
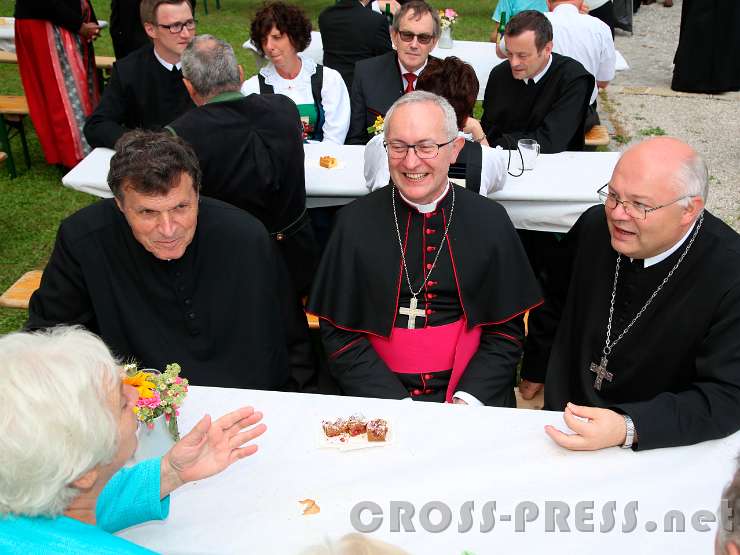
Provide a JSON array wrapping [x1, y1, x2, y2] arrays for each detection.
[[589, 356, 614, 391], [399, 296, 426, 329]]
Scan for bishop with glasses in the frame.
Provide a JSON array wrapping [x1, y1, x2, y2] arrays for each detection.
[[308, 92, 541, 406], [520, 137, 740, 451]]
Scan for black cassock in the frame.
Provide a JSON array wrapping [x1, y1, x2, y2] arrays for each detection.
[[525, 206, 740, 450], [308, 185, 542, 406], [84, 45, 195, 149], [27, 198, 292, 391], [672, 0, 740, 93], [480, 53, 594, 154]]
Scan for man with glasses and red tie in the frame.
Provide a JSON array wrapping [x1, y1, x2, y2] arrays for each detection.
[[346, 0, 440, 145], [520, 137, 740, 451], [85, 0, 196, 148], [309, 91, 541, 406]]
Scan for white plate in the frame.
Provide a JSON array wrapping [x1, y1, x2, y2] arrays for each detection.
[[317, 418, 393, 451]]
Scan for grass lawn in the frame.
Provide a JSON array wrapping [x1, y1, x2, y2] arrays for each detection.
[[0, 0, 496, 334]]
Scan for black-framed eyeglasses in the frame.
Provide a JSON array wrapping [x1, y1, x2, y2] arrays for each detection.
[[157, 18, 197, 33], [597, 184, 689, 220], [384, 138, 455, 159], [397, 30, 435, 44]]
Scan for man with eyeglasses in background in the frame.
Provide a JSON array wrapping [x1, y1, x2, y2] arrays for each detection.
[[85, 0, 196, 148], [110, 0, 197, 59], [346, 0, 440, 145], [519, 137, 740, 451], [309, 91, 541, 406]]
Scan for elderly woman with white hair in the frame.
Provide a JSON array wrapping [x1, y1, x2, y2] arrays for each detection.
[[0, 326, 266, 553]]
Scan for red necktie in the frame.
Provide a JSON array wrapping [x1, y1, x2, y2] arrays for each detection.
[[403, 72, 417, 94]]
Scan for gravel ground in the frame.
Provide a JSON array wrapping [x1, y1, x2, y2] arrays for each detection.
[[599, 0, 739, 231]]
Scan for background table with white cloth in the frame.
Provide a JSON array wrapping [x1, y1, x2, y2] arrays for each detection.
[[118, 386, 740, 554], [62, 146, 619, 233], [0, 17, 15, 52], [243, 31, 629, 101]]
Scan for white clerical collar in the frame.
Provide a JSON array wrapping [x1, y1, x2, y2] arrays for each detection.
[[398, 182, 450, 213], [153, 47, 182, 71], [641, 218, 698, 268], [524, 54, 552, 85]]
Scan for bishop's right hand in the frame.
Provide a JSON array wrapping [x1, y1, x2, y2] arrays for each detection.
[[518, 379, 544, 400]]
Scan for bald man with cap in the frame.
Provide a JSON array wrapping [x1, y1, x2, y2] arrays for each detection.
[[520, 137, 740, 451]]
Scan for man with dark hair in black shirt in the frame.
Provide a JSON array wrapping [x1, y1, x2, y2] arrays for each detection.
[[480, 10, 593, 153], [28, 130, 297, 392], [84, 0, 196, 148]]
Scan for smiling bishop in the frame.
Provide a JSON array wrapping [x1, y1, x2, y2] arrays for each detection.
[[308, 92, 542, 406]]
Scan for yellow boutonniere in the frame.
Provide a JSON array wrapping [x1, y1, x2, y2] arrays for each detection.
[[367, 115, 384, 136]]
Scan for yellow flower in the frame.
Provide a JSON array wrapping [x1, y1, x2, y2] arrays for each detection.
[[123, 371, 156, 399]]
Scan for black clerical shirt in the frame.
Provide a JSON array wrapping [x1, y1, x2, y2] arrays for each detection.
[[84, 45, 194, 149], [27, 197, 291, 390], [480, 53, 594, 153], [528, 205, 740, 450]]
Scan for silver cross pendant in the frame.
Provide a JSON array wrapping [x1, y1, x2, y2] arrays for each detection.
[[398, 296, 426, 329], [589, 356, 614, 391]]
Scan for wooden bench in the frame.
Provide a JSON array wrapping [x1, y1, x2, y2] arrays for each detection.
[[0, 51, 115, 71], [95, 55, 115, 70], [0, 50, 17, 64], [0, 95, 31, 178], [0, 270, 42, 309], [585, 124, 610, 147], [0, 52, 115, 86], [1, 269, 323, 332]]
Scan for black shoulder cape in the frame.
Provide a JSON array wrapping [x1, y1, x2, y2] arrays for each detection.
[[308, 184, 542, 336]]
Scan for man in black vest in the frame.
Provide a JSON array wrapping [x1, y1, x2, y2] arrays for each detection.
[[170, 34, 317, 391], [85, 0, 196, 148], [319, 0, 392, 92], [480, 10, 593, 153], [346, 0, 440, 145], [170, 34, 318, 297]]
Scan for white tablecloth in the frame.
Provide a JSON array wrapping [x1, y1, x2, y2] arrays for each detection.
[[244, 31, 628, 101], [62, 146, 619, 233], [118, 386, 739, 554], [0, 17, 14, 53]]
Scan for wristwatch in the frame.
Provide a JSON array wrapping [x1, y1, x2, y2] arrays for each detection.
[[621, 415, 635, 449]]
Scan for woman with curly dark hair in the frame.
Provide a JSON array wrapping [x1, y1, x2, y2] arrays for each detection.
[[364, 57, 508, 196], [241, 2, 350, 144]]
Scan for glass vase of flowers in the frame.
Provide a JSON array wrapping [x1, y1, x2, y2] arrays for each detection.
[[438, 8, 459, 49], [123, 363, 189, 460]]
